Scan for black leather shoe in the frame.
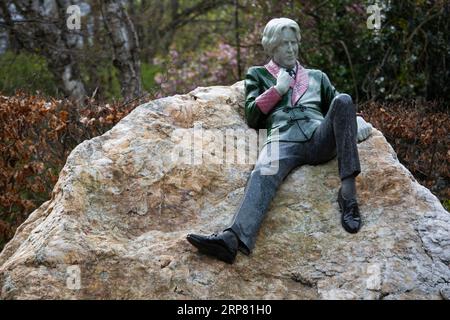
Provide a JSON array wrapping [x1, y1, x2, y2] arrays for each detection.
[[186, 230, 238, 264], [337, 188, 362, 233]]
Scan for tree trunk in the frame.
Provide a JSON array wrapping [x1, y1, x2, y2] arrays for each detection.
[[101, 0, 142, 101]]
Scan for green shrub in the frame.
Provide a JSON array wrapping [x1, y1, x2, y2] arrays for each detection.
[[443, 200, 450, 212], [141, 62, 162, 94], [0, 51, 58, 96]]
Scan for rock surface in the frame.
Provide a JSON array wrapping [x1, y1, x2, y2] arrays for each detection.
[[0, 82, 449, 299]]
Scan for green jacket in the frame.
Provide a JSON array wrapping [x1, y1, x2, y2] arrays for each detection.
[[245, 61, 339, 144]]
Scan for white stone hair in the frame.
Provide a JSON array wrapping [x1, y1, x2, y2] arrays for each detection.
[[261, 18, 301, 56]]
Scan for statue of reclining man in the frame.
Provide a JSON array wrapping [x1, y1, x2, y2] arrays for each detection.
[[187, 17, 373, 264]]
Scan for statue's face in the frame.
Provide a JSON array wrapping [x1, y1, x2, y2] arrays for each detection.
[[273, 28, 299, 69]]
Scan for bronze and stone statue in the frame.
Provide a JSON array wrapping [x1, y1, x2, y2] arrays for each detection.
[[187, 17, 373, 264]]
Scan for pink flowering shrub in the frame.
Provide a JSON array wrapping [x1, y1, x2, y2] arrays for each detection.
[[154, 41, 249, 97]]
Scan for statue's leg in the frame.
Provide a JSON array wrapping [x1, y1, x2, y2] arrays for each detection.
[[305, 93, 361, 182], [305, 94, 363, 233], [224, 141, 303, 255]]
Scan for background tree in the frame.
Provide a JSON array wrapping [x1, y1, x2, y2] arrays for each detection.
[[101, 0, 142, 101], [0, 0, 87, 102]]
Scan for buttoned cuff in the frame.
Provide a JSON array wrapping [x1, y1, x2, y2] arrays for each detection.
[[255, 87, 282, 114]]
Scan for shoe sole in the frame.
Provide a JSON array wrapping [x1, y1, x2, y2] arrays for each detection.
[[187, 236, 236, 264]]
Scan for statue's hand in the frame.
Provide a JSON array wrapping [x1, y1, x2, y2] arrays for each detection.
[[356, 116, 373, 142], [274, 69, 291, 95]]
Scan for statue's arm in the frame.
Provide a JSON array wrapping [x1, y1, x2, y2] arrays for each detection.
[[244, 68, 280, 129], [244, 69, 264, 129], [320, 71, 339, 116]]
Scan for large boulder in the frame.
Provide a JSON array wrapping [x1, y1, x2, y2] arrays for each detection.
[[0, 82, 449, 299]]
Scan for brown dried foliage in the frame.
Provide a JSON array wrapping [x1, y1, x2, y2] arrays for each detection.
[[361, 100, 449, 203], [0, 92, 146, 249]]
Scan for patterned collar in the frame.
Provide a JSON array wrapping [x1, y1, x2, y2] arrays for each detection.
[[264, 59, 309, 106]]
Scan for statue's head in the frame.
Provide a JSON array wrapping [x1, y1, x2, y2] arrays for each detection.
[[262, 18, 301, 69]]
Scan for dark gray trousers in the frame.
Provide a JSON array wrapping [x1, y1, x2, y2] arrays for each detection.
[[225, 94, 361, 254]]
